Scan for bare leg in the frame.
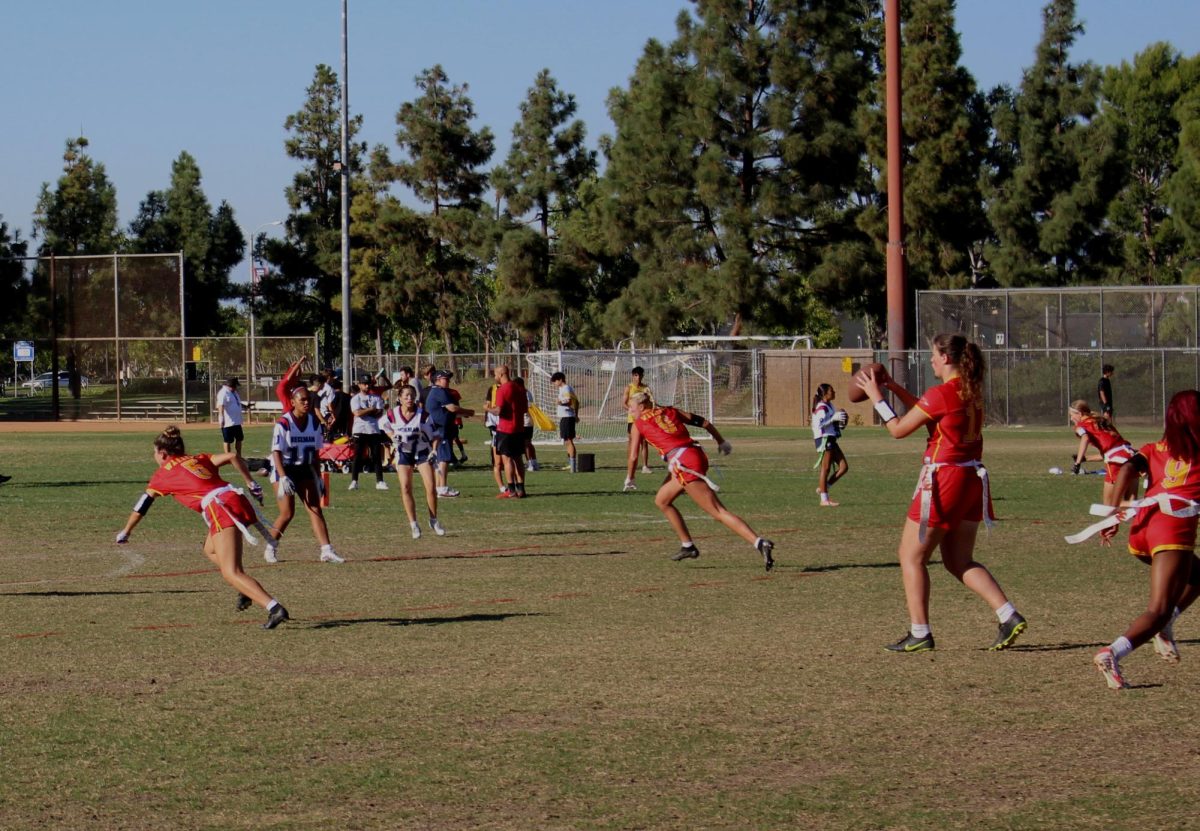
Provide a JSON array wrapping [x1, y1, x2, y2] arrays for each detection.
[[270, 494, 296, 540], [896, 519, 944, 627], [654, 478, 691, 542], [417, 462, 438, 517], [203, 528, 273, 608], [938, 521, 1010, 612], [683, 479, 759, 545], [297, 480, 331, 546], [397, 465, 417, 523], [1122, 550, 1196, 650]]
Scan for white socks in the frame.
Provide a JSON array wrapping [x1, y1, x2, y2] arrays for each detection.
[[1110, 636, 1133, 659], [911, 623, 931, 638], [996, 602, 1017, 624]]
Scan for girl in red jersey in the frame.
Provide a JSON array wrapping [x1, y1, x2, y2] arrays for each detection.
[[1068, 400, 1137, 504], [114, 425, 289, 629], [1091, 390, 1200, 689], [626, 392, 775, 571], [811, 383, 849, 507], [855, 334, 1026, 654]]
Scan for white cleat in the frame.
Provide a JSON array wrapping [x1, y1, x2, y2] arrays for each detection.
[[319, 546, 345, 564], [410, 522, 421, 540], [430, 517, 446, 536], [264, 541, 279, 564], [347, 480, 359, 491], [375, 480, 389, 490], [1153, 630, 1181, 664]]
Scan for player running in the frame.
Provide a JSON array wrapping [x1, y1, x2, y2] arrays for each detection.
[[1068, 400, 1137, 504], [856, 334, 1027, 654], [381, 384, 445, 539], [115, 425, 289, 629], [626, 392, 775, 571], [811, 383, 849, 507], [264, 383, 343, 564], [1086, 390, 1200, 689]]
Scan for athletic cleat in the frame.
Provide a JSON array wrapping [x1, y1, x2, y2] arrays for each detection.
[[430, 517, 446, 536], [375, 480, 389, 490], [319, 547, 345, 564], [347, 480, 359, 491], [235, 593, 253, 612], [671, 545, 700, 562], [885, 632, 935, 653], [440, 488, 460, 498], [623, 479, 637, 492], [1153, 631, 1181, 664], [263, 541, 279, 564], [263, 604, 289, 630], [496, 490, 517, 499], [458, 454, 468, 465], [411, 523, 421, 540], [1094, 647, 1129, 689], [641, 465, 653, 474], [0, 474, 11, 485], [757, 538, 775, 572], [988, 612, 1027, 651]]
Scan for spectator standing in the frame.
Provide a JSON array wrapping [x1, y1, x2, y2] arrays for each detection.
[[1098, 364, 1115, 422], [425, 369, 474, 498], [487, 365, 528, 498], [349, 374, 388, 491], [622, 366, 654, 490], [551, 372, 579, 472], [216, 377, 247, 455]]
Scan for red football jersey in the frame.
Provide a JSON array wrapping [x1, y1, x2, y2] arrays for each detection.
[[635, 407, 696, 456], [146, 454, 229, 512], [1140, 441, 1200, 501], [913, 378, 983, 464], [1075, 416, 1129, 456], [493, 381, 527, 434]]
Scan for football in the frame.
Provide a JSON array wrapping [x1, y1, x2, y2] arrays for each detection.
[[848, 362, 889, 403]]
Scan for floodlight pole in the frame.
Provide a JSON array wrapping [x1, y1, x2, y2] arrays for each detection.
[[247, 220, 284, 393], [884, 0, 908, 385], [339, 0, 352, 381]]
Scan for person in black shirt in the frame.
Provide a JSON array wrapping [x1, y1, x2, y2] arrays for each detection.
[[1098, 364, 1115, 422]]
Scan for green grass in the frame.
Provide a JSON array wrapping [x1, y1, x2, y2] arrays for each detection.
[[1, 421, 1199, 830]]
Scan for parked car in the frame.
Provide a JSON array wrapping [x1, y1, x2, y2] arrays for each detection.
[[21, 371, 90, 392]]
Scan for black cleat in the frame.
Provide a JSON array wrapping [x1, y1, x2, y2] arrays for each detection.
[[0, 474, 11, 485], [988, 612, 1027, 651], [262, 604, 289, 630], [885, 632, 935, 653], [757, 538, 775, 572], [671, 545, 700, 562], [235, 593, 253, 612]]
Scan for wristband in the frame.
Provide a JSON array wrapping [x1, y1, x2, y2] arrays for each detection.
[[874, 400, 898, 423]]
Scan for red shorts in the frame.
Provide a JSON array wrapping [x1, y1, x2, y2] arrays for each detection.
[[1104, 460, 1131, 485], [1127, 507, 1198, 558], [668, 446, 709, 486], [906, 464, 995, 530], [202, 492, 258, 537]]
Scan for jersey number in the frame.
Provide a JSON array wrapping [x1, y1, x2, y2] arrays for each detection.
[[1163, 459, 1191, 489]]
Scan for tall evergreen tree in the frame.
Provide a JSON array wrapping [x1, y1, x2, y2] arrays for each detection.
[[1102, 44, 1200, 284], [983, 0, 1124, 286], [599, 0, 876, 343], [375, 65, 494, 365], [262, 64, 366, 364], [33, 137, 120, 256], [128, 151, 245, 335], [0, 218, 30, 338], [1170, 56, 1200, 281], [493, 69, 597, 349]]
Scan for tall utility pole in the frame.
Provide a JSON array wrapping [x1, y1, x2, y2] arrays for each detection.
[[339, 0, 352, 380], [884, 0, 908, 382]]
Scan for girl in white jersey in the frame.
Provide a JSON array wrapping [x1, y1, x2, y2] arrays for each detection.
[[382, 384, 445, 539], [265, 385, 343, 564], [811, 384, 849, 506]]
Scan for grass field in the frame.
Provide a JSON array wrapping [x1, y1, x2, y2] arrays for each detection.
[[2, 420, 1200, 830]]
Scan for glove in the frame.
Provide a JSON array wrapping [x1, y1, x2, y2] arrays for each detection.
[[1071, 462, 1081, 476], [718, 441, 733, 456], [277, 477, 296, 498], [834, 410, 849, 428], [248, 482, 264, 505], [116, 530, 130, 544]]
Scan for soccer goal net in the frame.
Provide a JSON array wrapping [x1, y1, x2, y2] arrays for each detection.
[[524, 350, 713, 443]]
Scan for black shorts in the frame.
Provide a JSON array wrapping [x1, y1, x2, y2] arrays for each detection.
[[221, 425, 245, 444], [496, 430, 525, 459], [523, 426, 534, 443], [559, 417, 577, 440], [281, 463, 315, 482]]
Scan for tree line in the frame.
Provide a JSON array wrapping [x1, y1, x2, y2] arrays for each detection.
[[2, 0, 1198, 362]]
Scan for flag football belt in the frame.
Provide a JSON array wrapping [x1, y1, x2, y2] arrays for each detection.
[[1064, 492, 1200, 544], [913, 459, 993, 544], [813, 436, 829, 470], [1102, 444, 1135, 465], [664, 444, 722, 493], [200, 485, 267, 545]]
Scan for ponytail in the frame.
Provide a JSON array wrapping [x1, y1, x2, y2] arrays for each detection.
[[812, 383, 833, 411], [932, 333, 985, 405]]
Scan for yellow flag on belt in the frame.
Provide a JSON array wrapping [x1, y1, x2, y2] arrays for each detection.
[[529, 404, 554, 432]]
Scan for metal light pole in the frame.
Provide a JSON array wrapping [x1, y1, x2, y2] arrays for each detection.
[[247, 220, 284, 392], [339, 0, 352, 381], [884, 0, 908, 385]]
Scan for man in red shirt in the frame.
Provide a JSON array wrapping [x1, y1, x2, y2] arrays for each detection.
[[486, 364, 528, 498]]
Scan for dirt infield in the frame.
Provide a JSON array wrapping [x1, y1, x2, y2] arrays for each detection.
[[1, 420, 188, 433]]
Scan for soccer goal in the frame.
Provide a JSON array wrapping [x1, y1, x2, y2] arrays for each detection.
[[524, 350, 714, 443]]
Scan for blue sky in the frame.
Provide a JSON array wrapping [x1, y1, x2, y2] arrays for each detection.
[[2, 0, 1197, 274]]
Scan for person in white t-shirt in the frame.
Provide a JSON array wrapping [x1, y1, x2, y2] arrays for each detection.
[[216, 377, 246, 455], [349, 374, 388, 491], [551, 372, 579, 472]]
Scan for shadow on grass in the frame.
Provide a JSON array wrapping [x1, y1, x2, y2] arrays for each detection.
[[1008, 637, 1200, 655], [798, 560, 940, 573], [0, 589, 207, 598], [309, 611, 546, 629]]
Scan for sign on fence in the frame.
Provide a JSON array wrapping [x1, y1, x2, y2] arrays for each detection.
[[13, 341, 33, 361]]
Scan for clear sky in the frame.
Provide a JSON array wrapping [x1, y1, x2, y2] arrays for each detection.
[[2, 0, 1197, 278]]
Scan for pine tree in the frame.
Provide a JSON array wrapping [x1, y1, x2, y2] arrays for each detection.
[[1170, 56, 1200, 280], [983, 0, 1124, 286], [0, 218, 30, 338], [493, 69, 596, 349], [33, 137, 120, 256]]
